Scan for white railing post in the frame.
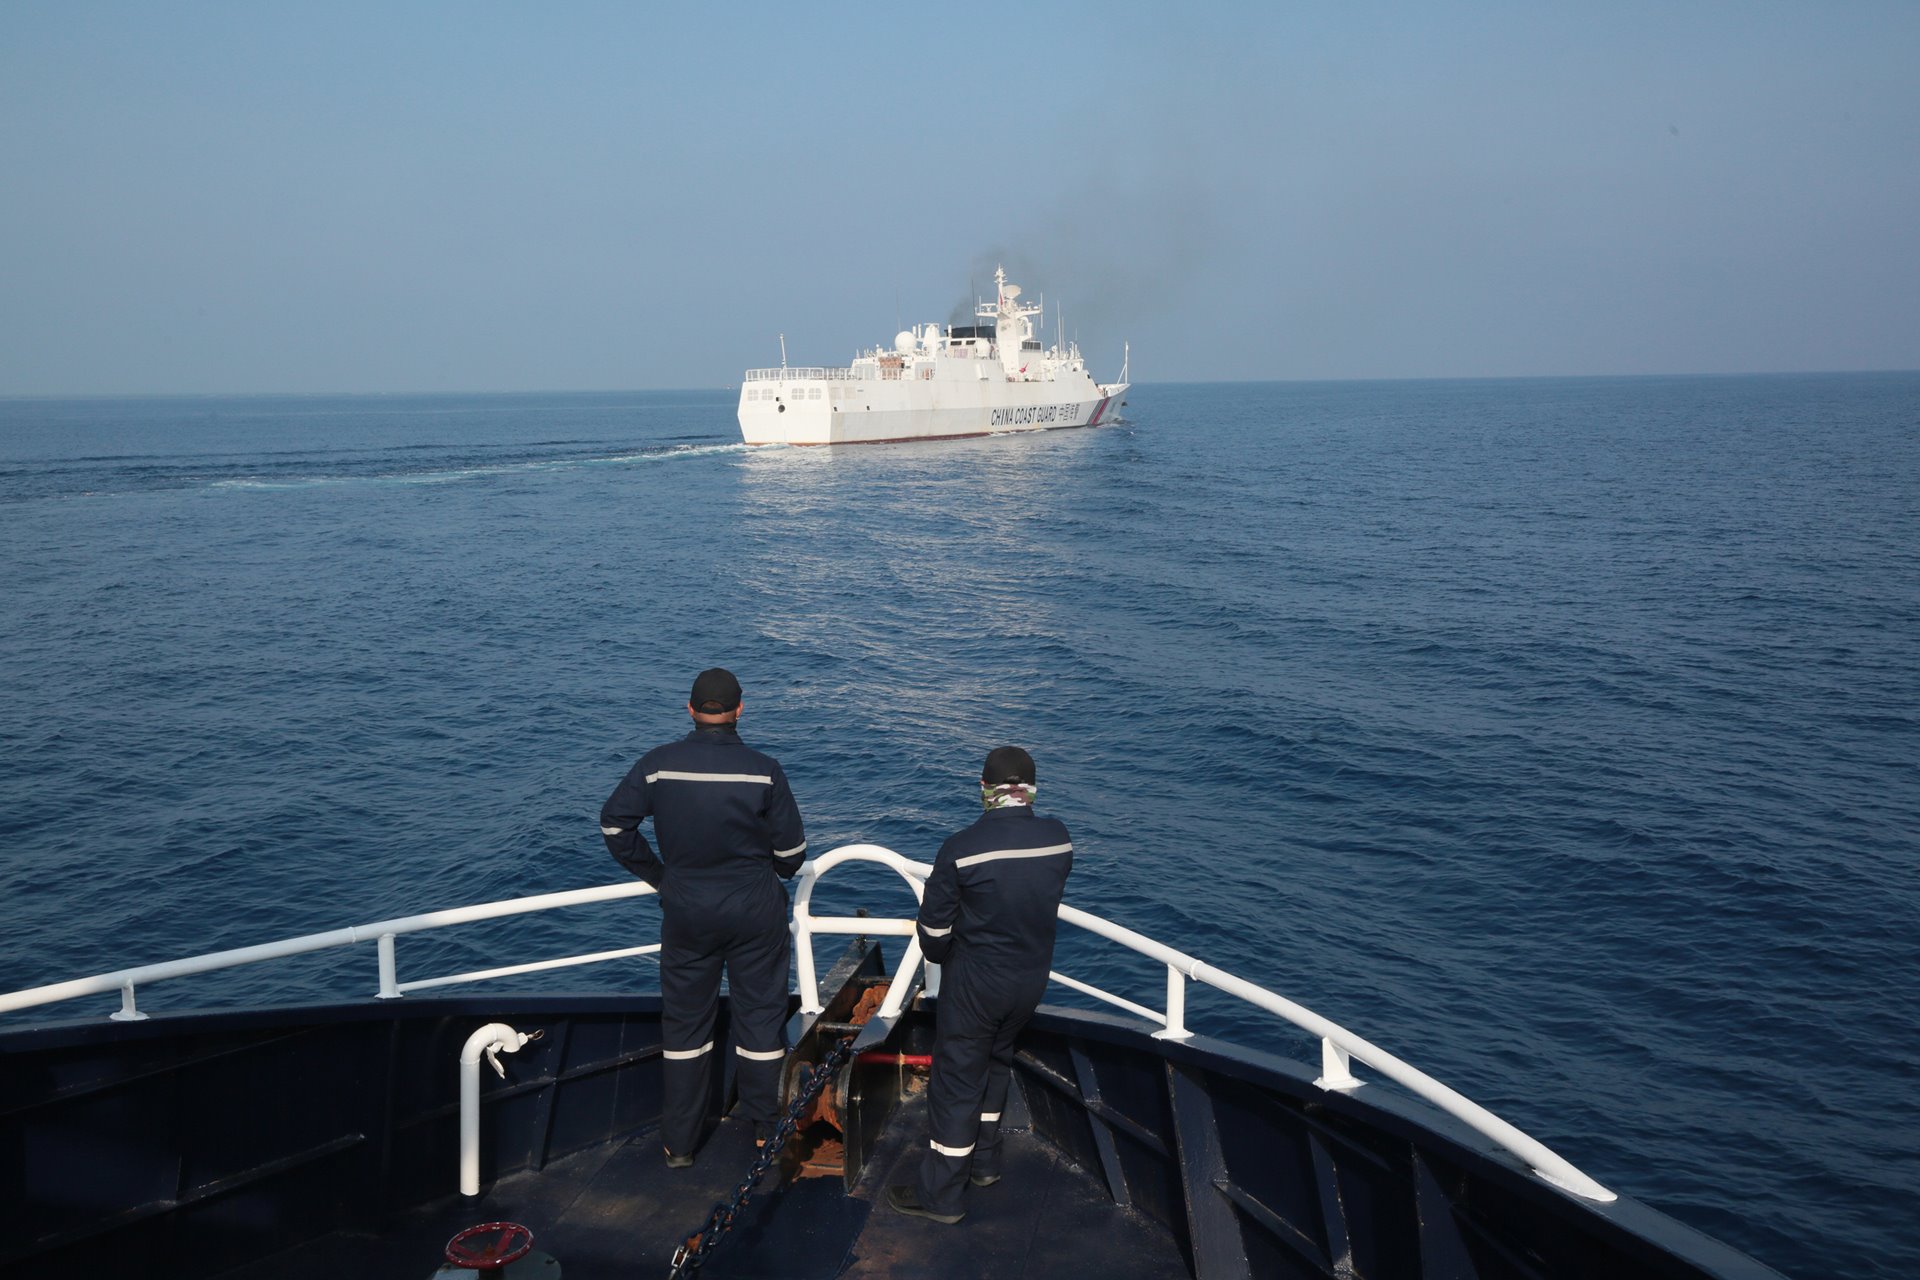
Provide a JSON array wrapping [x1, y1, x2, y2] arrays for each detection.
[[376, 933, 401, 999], [110, 982, 147, 1022], [790, 857, 824, 1014], [875, 937, 925, 1020], [1152, 964, 1193, 1040], [794, 912, 822, 1015], [1316, 1036, 1362, 1090]]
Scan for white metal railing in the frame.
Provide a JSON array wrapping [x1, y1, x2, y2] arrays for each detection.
[[741, 367, 856, 382], [0, 844, 1614, 1203], [790, 844, 1617, 1204], [791, 843, 933, 1023], [0, 881, 659, 1022]]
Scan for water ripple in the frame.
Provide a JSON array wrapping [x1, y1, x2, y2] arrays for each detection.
[[3, 377, 1917, 1277]]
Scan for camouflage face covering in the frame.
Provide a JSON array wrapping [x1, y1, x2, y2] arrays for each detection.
[[981, 781, 1037, 810]]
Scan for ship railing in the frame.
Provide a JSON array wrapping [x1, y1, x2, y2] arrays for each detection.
[[741, 367, 856, 382], [0, 843, 1615, 1204], [0, 880, 662, 1023], [791, 843, 1618, 1204]]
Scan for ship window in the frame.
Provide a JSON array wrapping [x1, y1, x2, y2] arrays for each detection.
[[1022, 341, 1041, 351]]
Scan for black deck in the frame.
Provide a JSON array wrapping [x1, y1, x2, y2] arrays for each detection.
[[219, 1093, 1189, 1280]]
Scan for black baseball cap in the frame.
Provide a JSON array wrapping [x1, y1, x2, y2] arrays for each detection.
[[981, 745, 1035, 785], [689, 668, 742, 713]]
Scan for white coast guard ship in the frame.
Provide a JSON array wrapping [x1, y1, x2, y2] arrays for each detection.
[[738, 266, 1129, 446]]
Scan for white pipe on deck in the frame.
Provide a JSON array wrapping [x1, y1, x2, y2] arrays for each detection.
[[460, 1022, 532, 1196]]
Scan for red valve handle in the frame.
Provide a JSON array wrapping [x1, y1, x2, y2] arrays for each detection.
[[444, 1221, 534, 1272]]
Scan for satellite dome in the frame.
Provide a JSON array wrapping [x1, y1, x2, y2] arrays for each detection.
[[895, 331, 916, 354]]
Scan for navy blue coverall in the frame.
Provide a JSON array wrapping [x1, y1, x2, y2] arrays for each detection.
[[600, 724, 807, 1156], [913, 805, 1073, 1215]]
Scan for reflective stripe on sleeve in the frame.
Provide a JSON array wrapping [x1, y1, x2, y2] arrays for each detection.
[[930, 1138, 976, 1158], [735, 1045, 786, 1061], [644, 770, 774, 785], [954, 841, 1073, 869], [661, 1041, 714, 1060], [920, 924, 953, 938], [774, 841, 807, 859], [600, 825, 625, 836]]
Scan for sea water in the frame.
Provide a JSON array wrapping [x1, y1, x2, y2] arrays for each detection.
[[2, 376, 1916, 1277]]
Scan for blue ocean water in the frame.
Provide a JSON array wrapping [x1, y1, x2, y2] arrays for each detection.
[[2, 377, 1917, 1277]]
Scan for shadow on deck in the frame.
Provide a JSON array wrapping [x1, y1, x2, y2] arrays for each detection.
[[224, 1091, 1190, 1280]]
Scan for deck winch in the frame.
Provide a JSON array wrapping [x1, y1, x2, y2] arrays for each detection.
[[778, 940, 932, 1189]]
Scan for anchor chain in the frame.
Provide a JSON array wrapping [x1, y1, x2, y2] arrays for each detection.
[[667, 1034, 855, 1277]]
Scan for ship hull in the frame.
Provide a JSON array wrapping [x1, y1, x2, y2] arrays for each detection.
[[0, 980, 1784, 1280], [739, 373, 1127, 447]]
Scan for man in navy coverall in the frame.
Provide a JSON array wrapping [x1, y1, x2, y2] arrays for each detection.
[[888, 746, 1073, 1223], [599, 668, 807, 1167]]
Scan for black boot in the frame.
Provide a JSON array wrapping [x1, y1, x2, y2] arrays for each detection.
[[886, 1184, 964, 1224]]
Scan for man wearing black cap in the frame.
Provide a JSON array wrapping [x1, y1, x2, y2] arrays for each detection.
[[888, 746, 1073, 1224], [599, 668, 807, 1167]]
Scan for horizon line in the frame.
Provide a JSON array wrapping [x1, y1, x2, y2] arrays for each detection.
[[3, 367, 1917, 401]]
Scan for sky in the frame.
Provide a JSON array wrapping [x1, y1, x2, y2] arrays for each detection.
[[2, 0, 1916, 394]]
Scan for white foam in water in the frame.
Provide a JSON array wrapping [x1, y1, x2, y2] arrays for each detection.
[[206, 441, 771, 491]]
